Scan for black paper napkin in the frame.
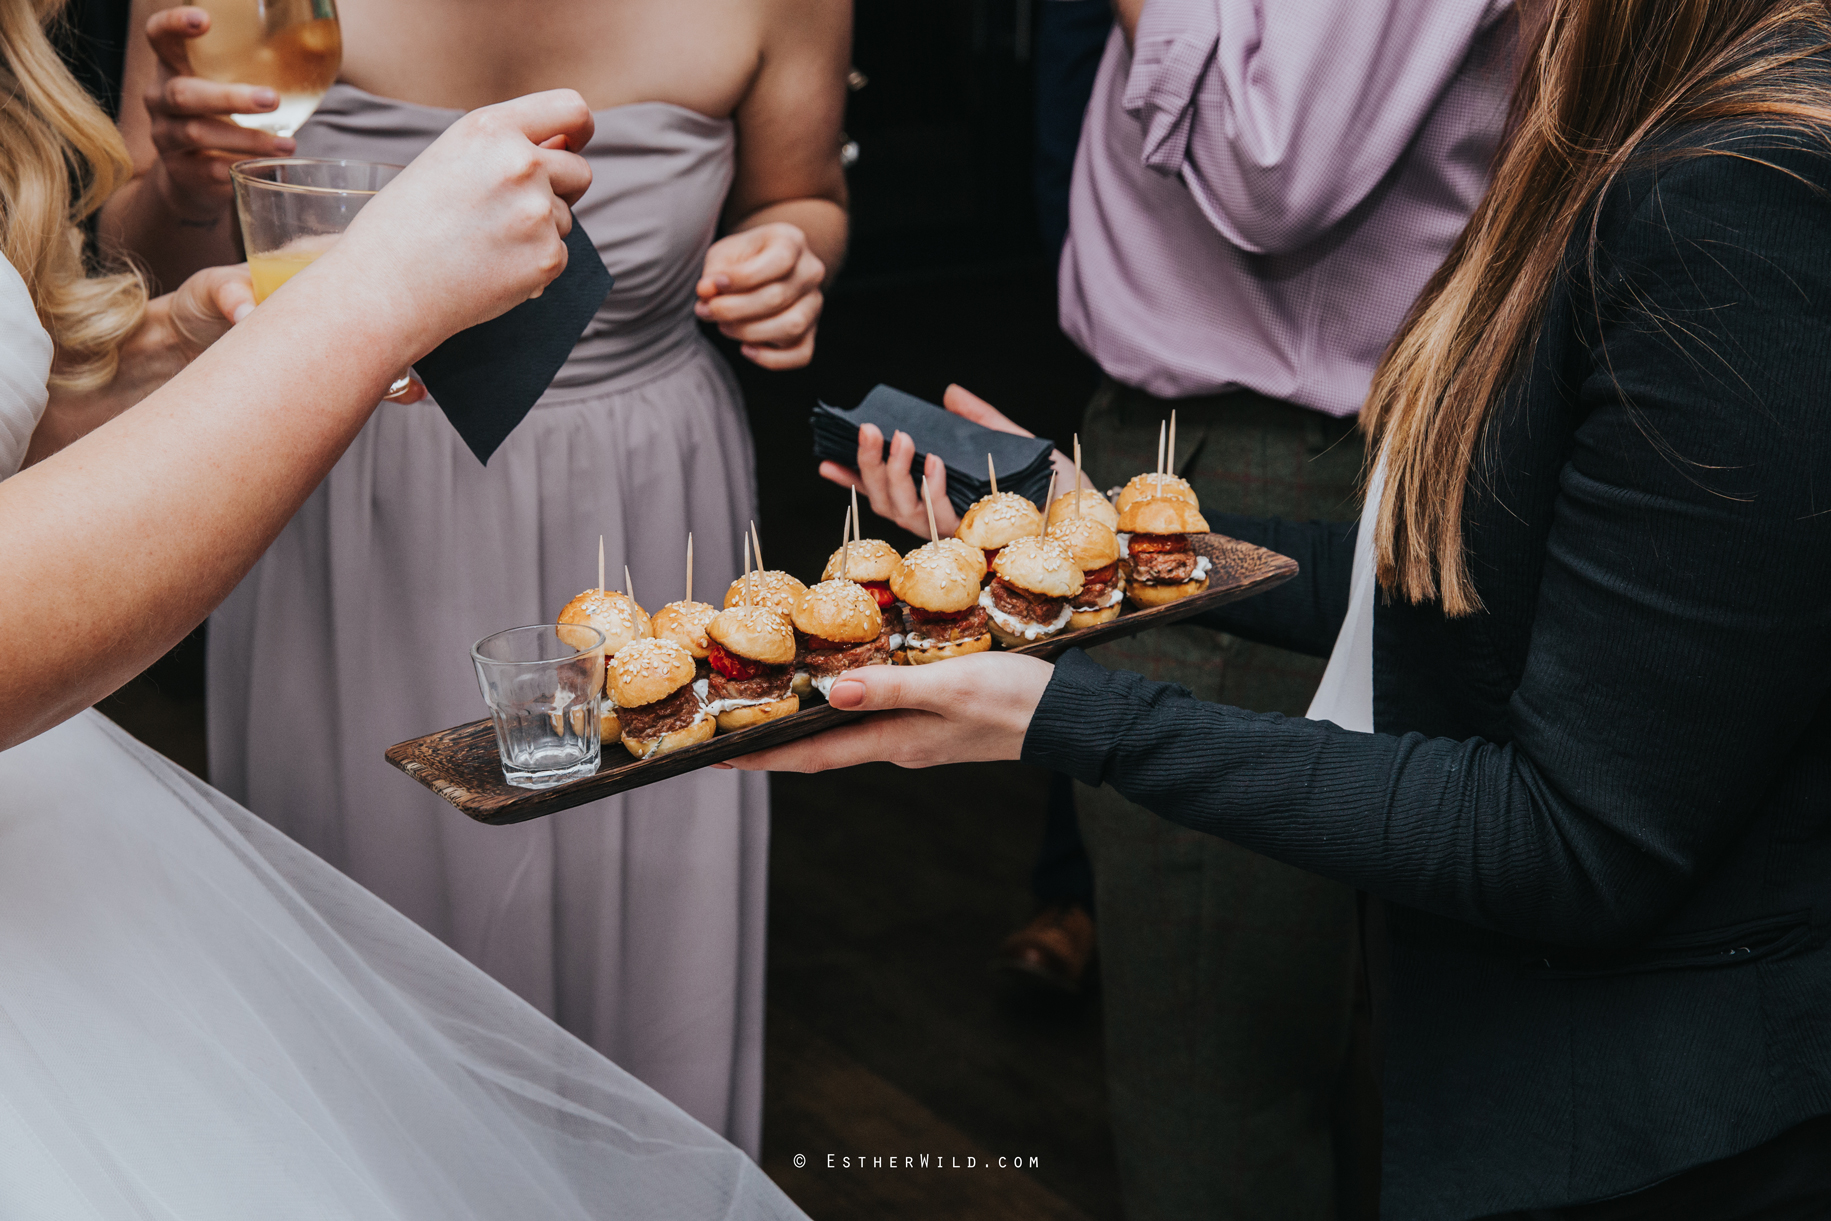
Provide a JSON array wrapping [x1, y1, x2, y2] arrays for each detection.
[[811, 384, 1056, 516], [413, 218, 614, 464]]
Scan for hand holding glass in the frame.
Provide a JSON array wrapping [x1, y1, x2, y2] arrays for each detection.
[[231, 157, 416, 399], [186, 0, 342, 137]]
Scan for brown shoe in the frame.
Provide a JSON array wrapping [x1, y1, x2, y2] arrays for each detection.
[[994, 903, 1096, 993]]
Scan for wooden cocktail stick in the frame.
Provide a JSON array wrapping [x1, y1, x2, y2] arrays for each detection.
[[850, 485, 862, 547], [1038, 469, 1056, 537], [624, 565, 635, 607], [1168, 409, 1178, 476], [1073, 435, 1083, 515], [598, 535, 605, 593], [987, 453, 998, 496], [921, 475, 939, 543], [743, 534, 752, 606], [685, 533, 694, 604], [1156, 420, 1166, 499], [751, 521, 765, 572], [840, 509, 852, 581]]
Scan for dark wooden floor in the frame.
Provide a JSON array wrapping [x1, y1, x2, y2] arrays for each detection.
[[99, 265, 1122, 1220]]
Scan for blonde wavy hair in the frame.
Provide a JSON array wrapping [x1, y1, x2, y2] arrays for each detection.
[[1363, 0, 1831, 615], [1, 0, 146, 389]]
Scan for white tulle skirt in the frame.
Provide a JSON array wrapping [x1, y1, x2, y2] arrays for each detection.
[[0, 712, 800, 1220]]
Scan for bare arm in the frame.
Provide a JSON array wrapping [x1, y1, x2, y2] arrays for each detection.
[[98, 2, 293, 289], [1, 92, 594, 751], [693, 0, 850, 369]]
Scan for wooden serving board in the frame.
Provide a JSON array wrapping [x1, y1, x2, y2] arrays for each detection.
[[386, 534, 1296, 825]]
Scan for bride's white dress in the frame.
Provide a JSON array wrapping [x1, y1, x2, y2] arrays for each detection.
[[0, 258, 802, 1219]]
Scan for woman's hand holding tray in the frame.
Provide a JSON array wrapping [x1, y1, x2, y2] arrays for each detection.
[[386, 533, 1297, 825]]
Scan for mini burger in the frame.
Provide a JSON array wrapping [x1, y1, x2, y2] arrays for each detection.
[[955, 492, 1043, 577], [557, 588, 651, 740], [980, 535, 1082, 646], [792, 580, 891, 698], [651, 599, 719, 683], [1112, 473, 1199, 516], [703, 605, 800, 730], [889, 540, 993, 664], [822, 537, 907, 658], [1117, 497, 1212, 607], [1045, 489, 1120, 531], [607, 637, 715, 759], [1047, 514, 1126, 628], [723, 569, 807, 620]]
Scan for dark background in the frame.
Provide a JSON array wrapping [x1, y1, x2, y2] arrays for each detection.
[[82, 2, 1119, 1216]]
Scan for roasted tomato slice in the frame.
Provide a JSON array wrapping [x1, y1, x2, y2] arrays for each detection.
[[982, 547, 1002, 571], [861, 580, 897, 609], [1083, 562, 1119, 584], [1127, 533, 1188, 554], [708, 642, 764, 681]]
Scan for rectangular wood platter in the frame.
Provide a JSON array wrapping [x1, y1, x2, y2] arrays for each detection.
[[386, 533, 1296, 825]]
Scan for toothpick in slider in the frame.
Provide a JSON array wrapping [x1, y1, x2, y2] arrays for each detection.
[[685, 533, 694, 604], [987, 453, 998, 496], [743, 535, 752, 606], [1073, 435, 1083, 516], [1038, 469, 1056, 537], [1168, 409, 1178, 477], [921, 475, 939, 543], [850, 485, 862, 547], [750, 521, 765, 572], [598, 535, 605, 593], [840, 509, 852, 581], [624, 565, 635, 607]]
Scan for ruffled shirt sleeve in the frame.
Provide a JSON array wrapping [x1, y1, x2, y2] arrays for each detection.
[[0, 254, 54, 480], [1122, 0, 1509, 254]]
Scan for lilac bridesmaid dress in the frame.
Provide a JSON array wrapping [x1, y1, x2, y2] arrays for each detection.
[[208, 84, 767, 1155]]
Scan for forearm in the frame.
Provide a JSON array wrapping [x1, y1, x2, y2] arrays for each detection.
[[97, 170, 241, 292], [1022, 652, 1687, 948], [732, 197, 848, 285], [0, 270, 404, 749]]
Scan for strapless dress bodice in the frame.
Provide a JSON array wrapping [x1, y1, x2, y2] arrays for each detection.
[[296, 83, 737, 393]]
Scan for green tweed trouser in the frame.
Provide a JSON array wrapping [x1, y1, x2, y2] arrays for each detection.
[[1076, 377, 1369, 1221]]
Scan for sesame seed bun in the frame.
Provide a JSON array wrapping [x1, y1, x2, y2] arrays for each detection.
[[1067, 603, 1123, 630], [1117, 497, 1210, 536], [722, 570, 807, 618], [890, 541, 985, 613], [557, 589, 651, 654], [1045, 489, 1120, 531], [608, 637, 696, 709], [992, 536, 1083, 598], [706, 605, 797, 665], [821, 538, 901, 583], [621, 712, 715, 759], [1046, 516, 1122, 571], [600, 708, 621, 741], [793, 580, 884, 643], [651, 600, 718, 658], [715, 695, 800, 731], [903, 633, 993, 664], [1126, 575, 1211, 608], [955, 492, 1043, 550], [1114, 474, 1199, 514]]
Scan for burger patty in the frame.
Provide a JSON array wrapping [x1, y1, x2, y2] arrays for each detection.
[[801, 635, 893, 678], [906, 604, 990, 643], [1128, 548, 1200, 584], [707, 664, 794, 703], [988, 576, 1068, 623], [1073, 567, 1122, 610], [617, 685, 703, 740]]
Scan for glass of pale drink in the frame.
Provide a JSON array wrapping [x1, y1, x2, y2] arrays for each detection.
[[232, 157, 415, 399], [187, 0, 342, 138], [472, 625, 607, 789]]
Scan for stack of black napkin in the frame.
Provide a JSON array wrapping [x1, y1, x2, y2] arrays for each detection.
[[810, 384, 1057, 518]]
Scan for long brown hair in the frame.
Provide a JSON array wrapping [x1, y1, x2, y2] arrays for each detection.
[[1, 0, 146, 389], [1362, 0, 1831, 616]]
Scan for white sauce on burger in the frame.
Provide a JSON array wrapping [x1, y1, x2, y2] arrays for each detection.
[[978, 588, 1073, 640]]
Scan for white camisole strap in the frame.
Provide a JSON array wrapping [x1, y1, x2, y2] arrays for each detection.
[[1304, 455, 1386, 734], [0, 254, 54, 481]]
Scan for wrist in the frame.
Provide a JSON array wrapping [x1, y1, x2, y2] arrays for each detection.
[[151, 161, 233, 230]]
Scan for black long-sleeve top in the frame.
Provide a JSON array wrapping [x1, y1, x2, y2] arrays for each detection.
[[1024, 124, 1831, 1217]]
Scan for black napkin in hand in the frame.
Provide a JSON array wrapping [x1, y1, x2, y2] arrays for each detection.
[[413, 219, 613, 465], [811, 384, 1056, 517]]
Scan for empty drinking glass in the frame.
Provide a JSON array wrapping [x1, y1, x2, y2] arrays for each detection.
[[472, 624, 606, 789]]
